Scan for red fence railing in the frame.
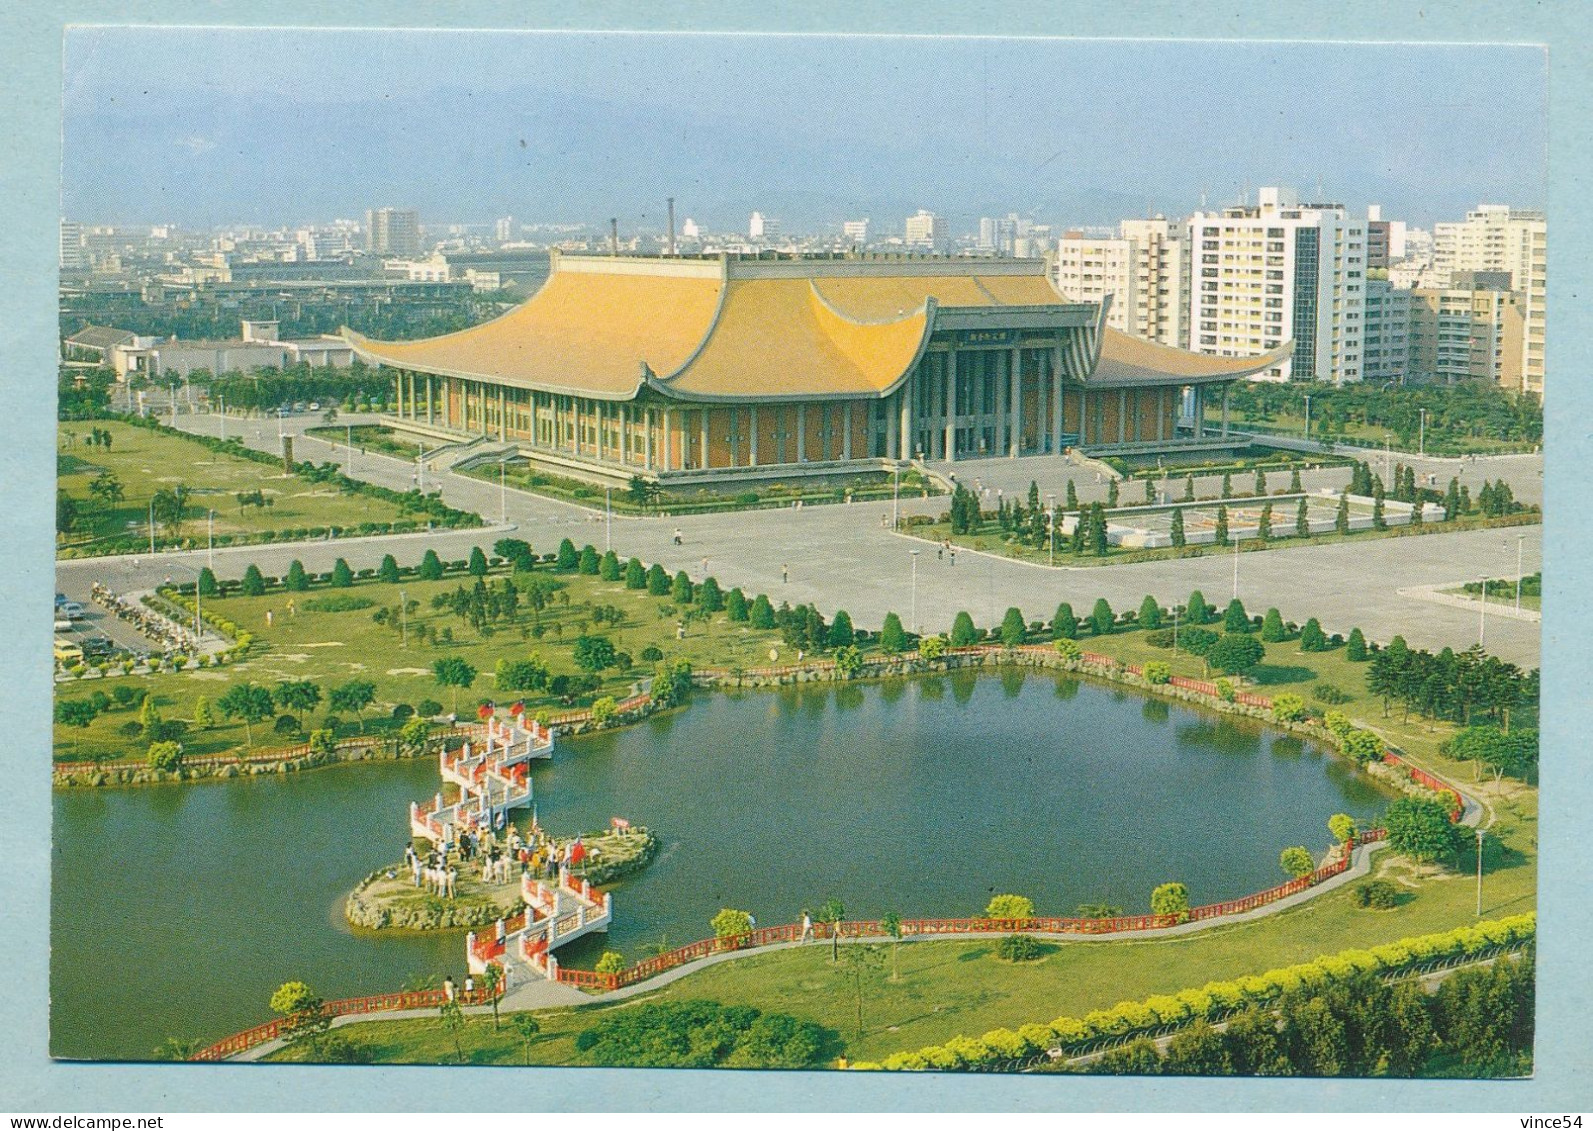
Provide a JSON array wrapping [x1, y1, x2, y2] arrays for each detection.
[[56, 727, 476, 778], [188, 986, 492, 1061]]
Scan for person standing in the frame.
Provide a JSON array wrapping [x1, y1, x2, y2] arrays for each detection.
[[443, 975, 456, 1002], [781, 564, 789, 584], [800, 910, 814, 943]]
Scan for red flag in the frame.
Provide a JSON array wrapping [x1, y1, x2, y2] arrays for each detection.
[[569, 836, 586, 866], [477, 703, 494, 720], [509, 701, 525, 717]]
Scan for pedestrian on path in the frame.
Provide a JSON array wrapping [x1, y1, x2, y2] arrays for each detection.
[[781, 564, 789, 584], [444, 976, 456, 1002], [672, 528, 683, 545], [800, 910, 813, 943]]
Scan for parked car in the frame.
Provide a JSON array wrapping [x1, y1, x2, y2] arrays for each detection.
[[53, 638, 83, 664], [55, 592, 68, 609], [54, 617, 74, 633], [59, 601, 86, 620], [79, 635, 116, 659]]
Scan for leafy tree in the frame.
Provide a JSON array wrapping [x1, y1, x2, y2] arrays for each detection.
[[396, 717, 433, 757], [726, 588, 749, 623], [54, 698, 99, 734], [1183, 473, 1196, 502], [1207, 634, 1265, 675], [624, 557, 647, 589], [438, 998, 467, 1063], [273, 680, 322, 729], [329, 558, 354, 588], [1346, 627, 1368, 662], [1138, 595, 1162, 630], [1260, 607, 1287, 642], [833, 645, 864, 679], [1170, 507, 1186, 547], [646, 563, 670, 596], [494, 538, 535, 572], [555, 538, 578, 571], [196, 567, 219, 597], [1342, 729, 1385, 766], [649, 658, 694, 709], [1383, 797, 1464, 864], [835, 942, 885, 1039], [815, 896, 847, 961], [1150, 882, 1190, 921], [949, 611, 979, 647], [477, 961, 505, 1030], [1065, 479, 1078, 511], [1279, 846, 1314, 878], [983, 894, 1035, 922], [511, 1014, 542, 1066], [1271, 693, 1306, 723], [495, 655, 550, 692], [711, 908, 754, 943], [1187, 590, 1212, 625], [1106, 479, 1119, 507], [1220, 472, 1233, 498], [1091, 598, 1115, 636], [879, 911, 904, 981], [1328, 814, 1358, 844], [269, 981, 331, 1049], [284, 559, 310, 592], [577, 545, 599, 576], [749, 593, 775, 629], [192, 696, 214, 730], [150, 1036, 202, 1061], [1335, 492, 1351, 535], [1296, 496, 1311, 538], [469, 546, 489, 577], [1213, 504, 1229, 546], [217, 682, 275, 745], [573, 635, 617, 673], [1088, 502, 1109, 556], [671, 570, 694, 604], [1223, 598, 1250, 633], [418, 549, 445, 580], [599, 550, 622, 582], [999, 607, 1027, 647], [828, 609, 856, 648], [918, 634, 948, 660], [594, 951, 626, 977], [242, 564, 266, 596], [880, 612, 907, 653], [1052, 602, 1079, 640], [1256, 502, 1272, 541], [1300, 617, 1328, 652], [146, 740, 184, 773], [328, 679, 377, 731], [1254, 468, 1267, 496], [432, 657, 479, 711]]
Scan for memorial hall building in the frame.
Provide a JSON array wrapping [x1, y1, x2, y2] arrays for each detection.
[[346, 252, 1290, 485]]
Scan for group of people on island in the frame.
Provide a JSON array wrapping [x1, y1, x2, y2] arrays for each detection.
[[401, 819, 588, 900]]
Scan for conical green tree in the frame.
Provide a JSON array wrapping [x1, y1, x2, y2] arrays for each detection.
[[1335, 493, 1351, 535], [1257, 503, 1272, 541], [698, 576, 724, 613], [1346, 627, 1369, 662], [284, 560, 310, 592], [242, 564, 266, 596], [1138, 595, 1162, 630], [880, 612, 908, 652], [599, 550, 621, 581], [419, 549, 444, 580], [1261, 607, 1287, 642], [469, 546, 489, 577], [726, 588, 749, 623], [330, 558, 354, 588], [624, 557, 646, 589], [556, 538, 578, 571], [378, 553, 401, 583], [1170, 508, 1186, 548], [1091, 598, 1115, 636], [646, 563, 670, 596], [1296, 497, 1311, 538], [1214, 505, 1230, 547], [999, 607, 1027, 647], [1224, 598, 1250, 633], [1052, 602, 1078, 640], [577, 546, 600, 575], [950, 611, 979, 647], [749, 594, 775, 629]]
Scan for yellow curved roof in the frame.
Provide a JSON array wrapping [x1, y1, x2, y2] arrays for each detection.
[[663, 278, 929, 399], [345, 269, 724, 399], [1094, 328, 1294, 385], [810, 273, 1061, 321]]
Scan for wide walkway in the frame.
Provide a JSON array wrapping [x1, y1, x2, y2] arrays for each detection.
[[59, 409, 1541, 667]]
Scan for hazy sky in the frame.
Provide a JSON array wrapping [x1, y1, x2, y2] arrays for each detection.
[[61, 29, 1547, 232]]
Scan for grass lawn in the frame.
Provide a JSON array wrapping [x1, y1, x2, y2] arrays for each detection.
[[1218, 410, 1536, 455], [56, 420, 418, 554], [53, 565, 793, 763]]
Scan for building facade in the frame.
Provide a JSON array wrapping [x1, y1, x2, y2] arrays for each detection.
[[1186, 187, 1367, 384], [347, 253, 1288, 486], [903, 210, 945, 248], [1406, 271, 1519, 387], [1362, 275, 1412, 384], [365, 208, 422, 257], [1432, 205, 1545, 394], [1054, 218, 1189, 349]]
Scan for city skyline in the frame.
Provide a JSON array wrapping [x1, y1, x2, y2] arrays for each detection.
[[63, 30, 1546, 231]]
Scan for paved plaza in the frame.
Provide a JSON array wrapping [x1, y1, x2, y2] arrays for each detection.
[[56, 409, 1542, 668]]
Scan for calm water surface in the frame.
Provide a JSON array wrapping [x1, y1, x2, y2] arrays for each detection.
[[52, 671, 1385, 1059]]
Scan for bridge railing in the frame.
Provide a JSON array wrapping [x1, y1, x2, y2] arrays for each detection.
[[189, 987, 492, 1061]]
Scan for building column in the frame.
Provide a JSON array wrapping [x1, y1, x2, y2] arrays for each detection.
[[426, 375, 434, 425], [1118, 388, 1128, 445], [699, 409, 710, 470], [1051, 344, 1065, 452], [749, 404, 759, 467], [1009, 348, 1022, 457], [886, 396, 899, 461], [842, 402, 852, 461], [942, 355, 955, 460], [661, 408, 672, 470], [1193, 387, 1204, 439], [1157, 386, 1167, 442], [795, 404, 806, 462], [898, 388, 911, 460], [1220, 385, 1230, 437], [499, 387, 507, 442]]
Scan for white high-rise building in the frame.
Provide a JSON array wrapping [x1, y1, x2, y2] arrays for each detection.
[[1186, 186, 1367, 384], [59, 220, 84, 270], [1054, 216, 1189, 348], [749, 212, 780, 241], [1432, 205, 1545, 394], [903, 209, 945, 248], [365, 208, 422, 257], [495, 216, 515, 243], [842, 219, 870, 245], [1362, 275, 1412, 384]]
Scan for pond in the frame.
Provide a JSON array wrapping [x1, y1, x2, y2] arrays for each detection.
[[51, 670, 1386, 1060]]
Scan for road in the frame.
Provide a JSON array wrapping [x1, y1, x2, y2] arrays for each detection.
[[58, 408, 1542, 668]]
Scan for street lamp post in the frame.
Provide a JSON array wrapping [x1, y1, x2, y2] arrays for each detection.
[[892, 464, 900, 530], [909, 549, 920, 635], [1475, 828, 1485, 916], [1046, 493, 1056, 568], [1515, 534, 1526, 613]]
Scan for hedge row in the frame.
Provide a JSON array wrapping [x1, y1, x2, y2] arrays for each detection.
[[858, 913, 1536, 1071]]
